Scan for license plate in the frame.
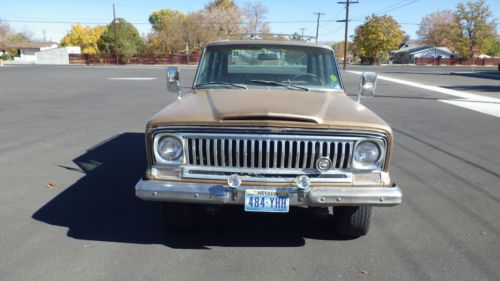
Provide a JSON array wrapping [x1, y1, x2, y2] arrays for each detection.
[[244, 189, 289, 213]]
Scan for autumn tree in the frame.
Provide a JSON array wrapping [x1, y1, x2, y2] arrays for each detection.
[[353, 15, 405, 64], [483, 36, 500, 56], [0, 19, 11, 40], [417, 10, 455, 46], [204, 0, 243, 38], [148, 9, 187, 32], [61, 24, 106, 55], [98, 18, 144, 62], [242, 2, 269, 36], [450, 0, 498, 57], [145, 9, 187, 55], [332, 41, 352, 59], [184, 11, 214, 51]]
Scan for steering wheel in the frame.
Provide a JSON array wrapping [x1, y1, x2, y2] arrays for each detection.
[[291, 73, 321, 84]]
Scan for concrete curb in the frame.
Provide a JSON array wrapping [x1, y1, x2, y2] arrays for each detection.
[[450, 72, 500, 80]]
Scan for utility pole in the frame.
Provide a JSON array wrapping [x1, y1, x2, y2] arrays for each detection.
[[337, 0, 358, 70], [313, 12, 325, 43], [113, 3, 119, 65], [300, 28, 307, 41]]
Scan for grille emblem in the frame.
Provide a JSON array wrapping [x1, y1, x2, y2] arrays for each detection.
[[316, 157, 332, 172]]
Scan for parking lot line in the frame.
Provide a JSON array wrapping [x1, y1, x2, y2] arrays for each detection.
[[348, 70, 500, 118], [107, 77, 157, 80]]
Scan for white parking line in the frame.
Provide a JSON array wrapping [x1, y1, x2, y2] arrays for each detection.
[[107, 77, 157, 80], [348, 71, 500, 118]]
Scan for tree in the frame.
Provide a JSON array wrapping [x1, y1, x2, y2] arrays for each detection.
[[451, 0, 497, 57], [483, 36, 500, 56], [145, 9, 187, 55], [417, 10, 455, 46], [332, 41, 352, 59], [184, 11, 214, 51], [0, 19, 11, 41], [353, 15, 405, 64], [148, 9, 187, 32], [98, 18, 144, 62], [6, 32, 31, 42], [205, 0, 238, 11], [61, 24, 106, 55], [204, 0, 243, 37], [242, 2, 268, 36]]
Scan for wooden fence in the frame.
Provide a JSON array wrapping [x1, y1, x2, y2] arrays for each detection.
[[415, 57, 500, 66], [69, 54, 201, 65]]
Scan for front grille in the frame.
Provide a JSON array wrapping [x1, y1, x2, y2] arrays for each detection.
[[184, 134, 355, 170]]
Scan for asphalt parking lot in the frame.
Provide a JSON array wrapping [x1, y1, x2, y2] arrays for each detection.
[[0, 64, 499, 281]]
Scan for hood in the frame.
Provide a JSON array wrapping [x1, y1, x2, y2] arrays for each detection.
[[147, 89, 391, 134]]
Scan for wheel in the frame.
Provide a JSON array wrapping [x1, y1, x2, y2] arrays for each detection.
[[161, 202, 200, 231], [334, 206, 373, 238]]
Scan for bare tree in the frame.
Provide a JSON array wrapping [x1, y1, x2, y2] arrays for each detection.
[[0, 19, 11, 41], [243, 2, 268, 36], [417, 10, 455, 46], [204, 1, 243, 38]]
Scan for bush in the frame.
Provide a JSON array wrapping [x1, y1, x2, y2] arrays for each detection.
[[0, 53, 13, 60]]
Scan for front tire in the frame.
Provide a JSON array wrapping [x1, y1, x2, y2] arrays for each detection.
[[334, 206, 373, 238], [161, 202, 200, 231]]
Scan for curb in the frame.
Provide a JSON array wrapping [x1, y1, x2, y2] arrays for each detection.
[[450, 72, 500, 80]]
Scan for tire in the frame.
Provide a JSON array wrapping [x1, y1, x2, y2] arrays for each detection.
[[334, 206, 373, 238], [161, 202, 200, 231]]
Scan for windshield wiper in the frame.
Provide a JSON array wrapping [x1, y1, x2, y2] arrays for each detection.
[[194, 82, 248, 89], [248, 80, 310, 91]]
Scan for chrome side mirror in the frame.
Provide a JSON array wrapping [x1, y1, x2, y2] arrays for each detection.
[[166, 66, 181, 99], [358, 72, 377, 102]]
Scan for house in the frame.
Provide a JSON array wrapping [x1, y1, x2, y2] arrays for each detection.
[[0, 41, 58, 61], [391, 45, 455, 64]]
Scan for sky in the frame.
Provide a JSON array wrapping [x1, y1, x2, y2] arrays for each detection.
[[1, 0, 499, 44]]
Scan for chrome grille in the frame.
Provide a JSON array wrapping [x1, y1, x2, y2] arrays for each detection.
[[185, 135, 355, 170]]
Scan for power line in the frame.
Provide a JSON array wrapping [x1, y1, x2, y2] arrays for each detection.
[[313, 12, 326, 43], [0, 18, 349, 25], [378, 0, 419, 14]]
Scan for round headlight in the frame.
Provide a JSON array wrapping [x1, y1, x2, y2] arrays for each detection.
[[157, 136, 183, 161], [354, 141, 381, 166]]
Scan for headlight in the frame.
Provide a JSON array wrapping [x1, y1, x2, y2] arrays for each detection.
[[353, 141, 382, 169], [157, 136, 183, 161]]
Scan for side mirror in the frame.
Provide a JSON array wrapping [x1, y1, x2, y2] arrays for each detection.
[[166, 66, 181, 99], [358, 72, 377, 102]]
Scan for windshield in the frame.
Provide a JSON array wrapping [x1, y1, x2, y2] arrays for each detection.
[[194, 44, 342, 91]]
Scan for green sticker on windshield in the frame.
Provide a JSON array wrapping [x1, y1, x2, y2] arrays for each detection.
[[330, 74, 338, 82]]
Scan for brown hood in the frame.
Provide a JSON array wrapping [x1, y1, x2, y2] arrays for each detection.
[[147, 89, 392, 134]]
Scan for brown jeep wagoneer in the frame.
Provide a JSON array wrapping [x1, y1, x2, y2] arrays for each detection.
[[135, 40, 402, 238]]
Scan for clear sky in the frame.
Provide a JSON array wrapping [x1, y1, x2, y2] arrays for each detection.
[[1, 0, 499, 44]]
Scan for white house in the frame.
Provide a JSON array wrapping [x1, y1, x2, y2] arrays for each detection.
[[391, 45, 455, 64], [0, 41, 58, 62]]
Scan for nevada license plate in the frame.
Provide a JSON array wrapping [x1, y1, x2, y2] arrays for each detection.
[[244, 189, 289, 213]]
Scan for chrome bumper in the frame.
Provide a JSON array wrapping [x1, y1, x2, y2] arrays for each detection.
[[135, 179, 402, 207]]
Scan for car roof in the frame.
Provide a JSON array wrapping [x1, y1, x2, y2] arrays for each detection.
[[205, 40, 333, 51]]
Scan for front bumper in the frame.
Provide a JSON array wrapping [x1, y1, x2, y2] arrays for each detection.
[[135, 179, 402, 207]]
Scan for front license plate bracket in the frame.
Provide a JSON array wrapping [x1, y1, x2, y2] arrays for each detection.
[[244, 189, 289, 213]]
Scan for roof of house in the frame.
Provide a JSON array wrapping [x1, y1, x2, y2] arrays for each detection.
[[392, 45, 453, 55], [0, 41, 58, 50]]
